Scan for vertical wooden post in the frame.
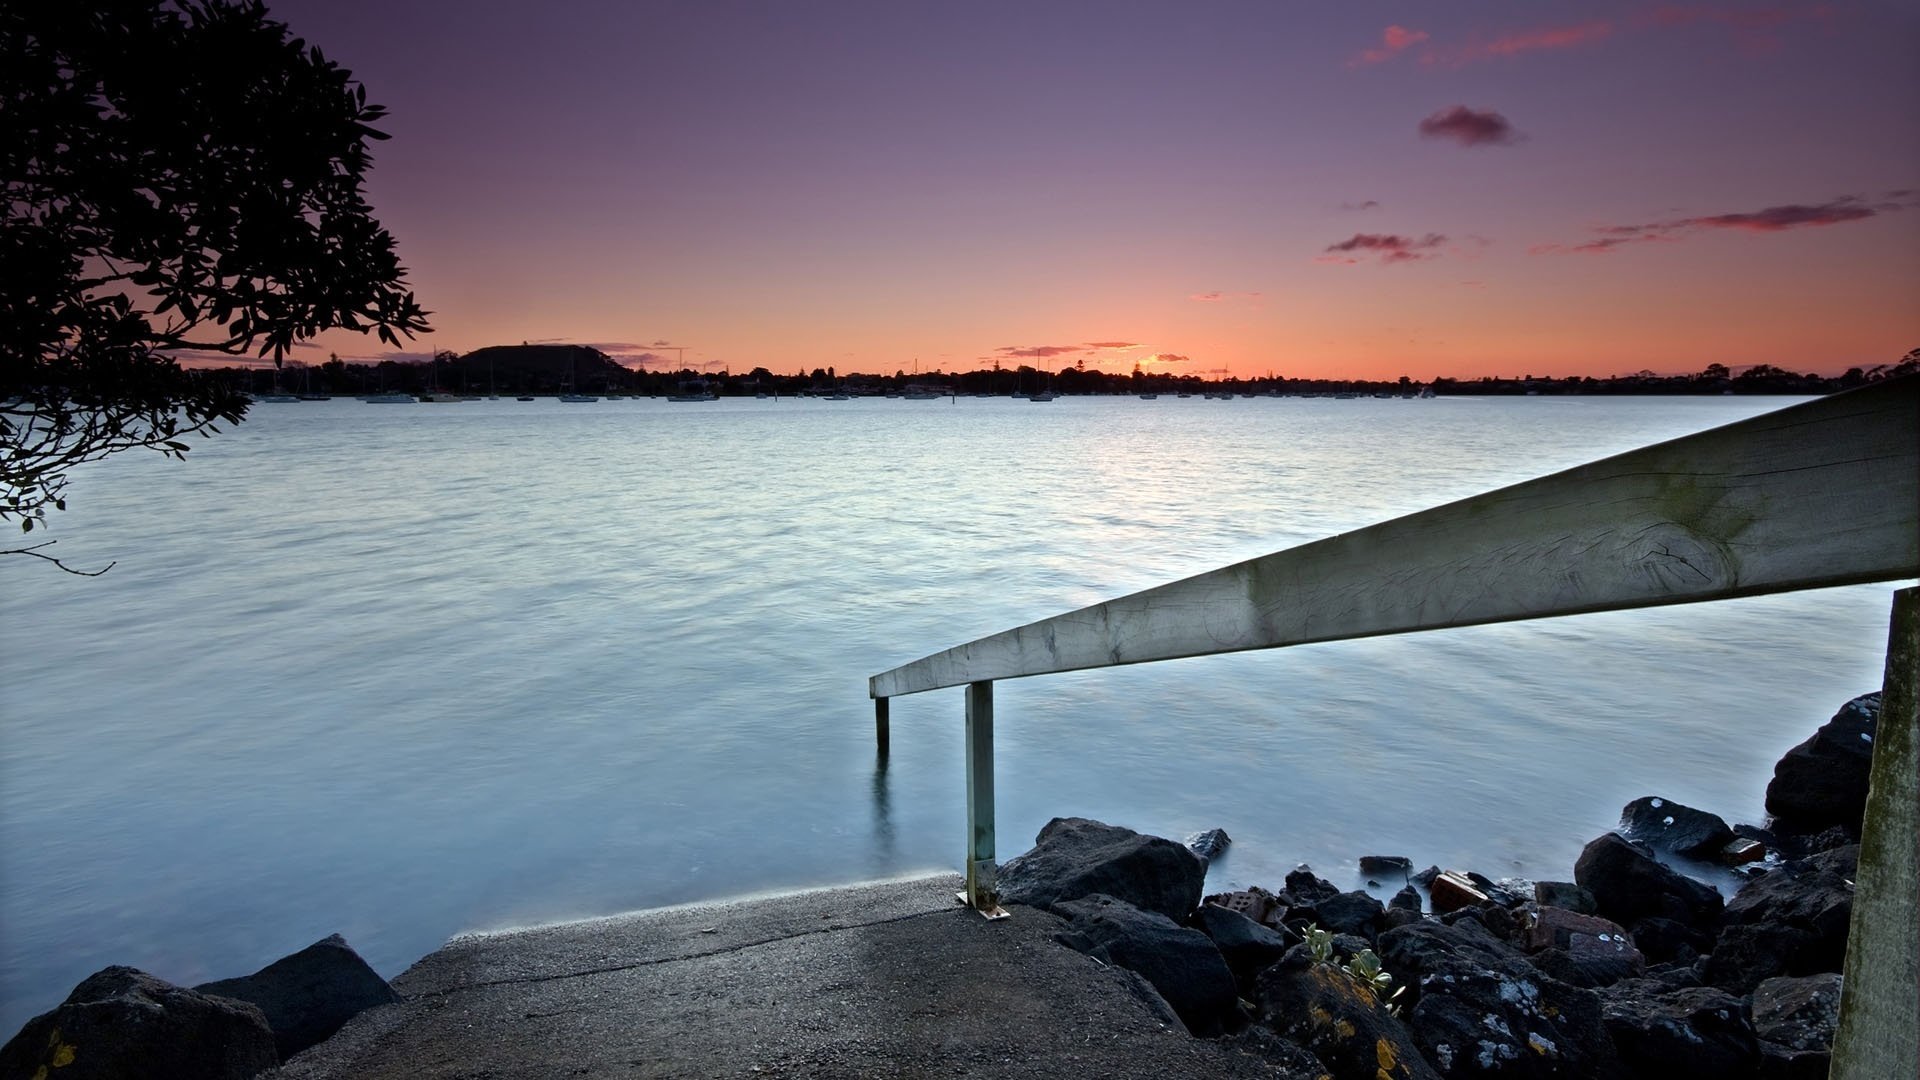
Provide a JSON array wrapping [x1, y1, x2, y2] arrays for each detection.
[[874, 696, 890, 756], [962, 680, 1007, 918], [1833, 586, 1918, 1078]]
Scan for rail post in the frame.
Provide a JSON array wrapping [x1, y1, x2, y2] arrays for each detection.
[[962, 680, 1008, 918], [874, 696, 889, 756], [1832, 586, 1918, 1078]]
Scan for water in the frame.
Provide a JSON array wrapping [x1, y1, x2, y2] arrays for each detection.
[[0, 393, 1894, 1029]]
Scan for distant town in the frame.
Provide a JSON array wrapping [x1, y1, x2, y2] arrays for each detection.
[[201, 343, 1919, 400]]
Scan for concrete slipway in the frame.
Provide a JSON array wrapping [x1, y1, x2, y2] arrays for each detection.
[[273, 874, 1298, 1079]]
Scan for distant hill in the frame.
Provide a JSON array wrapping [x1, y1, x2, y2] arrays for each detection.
[[454, 344, 632, 391]]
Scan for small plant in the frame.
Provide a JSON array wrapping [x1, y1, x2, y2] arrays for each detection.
[[1301, 924, 1407, 1017]]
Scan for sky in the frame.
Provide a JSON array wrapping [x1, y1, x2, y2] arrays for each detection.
[[262, 0, 1919, 381]]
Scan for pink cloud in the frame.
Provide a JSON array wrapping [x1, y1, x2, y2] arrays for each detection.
[[1533, 195, 1891, 254], [1320, 233, 1449, 265], [1418, 106, 1523, 147], [1350, 24, 1430, 66], [1188, 291, 1263, 303], [1437, 20, 1614, 65]]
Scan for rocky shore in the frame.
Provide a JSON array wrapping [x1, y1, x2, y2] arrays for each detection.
[[0, 691, 1882, 1079], [997, 690, 1882, 1079]]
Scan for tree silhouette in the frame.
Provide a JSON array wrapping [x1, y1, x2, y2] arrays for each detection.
[[1, 0, 430, 572]]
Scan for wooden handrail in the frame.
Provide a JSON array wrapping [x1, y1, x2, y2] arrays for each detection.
[[871, 377, 1918, 699]]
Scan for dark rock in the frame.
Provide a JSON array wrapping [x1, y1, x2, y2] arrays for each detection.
[[1251, 960, 1438, 1080], [1629, 916, 1713, 966], [1360, 854, 1415, 881], [1573, 833, 1724, 930], [0, 966, 277, 1080], [1193, 903, 1293, 988], [1475, 875, 1531, 908], [1600, 981, 1757, 1077], [1283, 866, 1340, 905], [1383, 906, 1425, 932], [195, 933, 399, 1060], [1185, 827, 1231, 863], [1411, 865, 1442, 888], [1378, 919, 1625, 1078], [999, 817, 1206, 922], [1797, 824, 1858, 853], [1390, 886, 1423, 912], [1751, 972, 1841, 1055], [1524, 908, 1643, 988], [1301, 890, 1385, 940], [1717, 837, 1767, 866], [1764, 691, 1879, 830], [1702, 924, 1820, 996], [1620, 796, 1735, 859], [1053, 894, 1238, 1036], [1474, 901, 1518, 944], [1704, 844, 1855, 991], [1216, 1024, 1332, 1076], [1534, 880, 1597, 915]]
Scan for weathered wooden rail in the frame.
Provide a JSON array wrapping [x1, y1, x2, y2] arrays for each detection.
[[868, 377, 1918, 1075]]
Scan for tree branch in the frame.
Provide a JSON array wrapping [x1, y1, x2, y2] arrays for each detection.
[[0, 541, 115, 576]]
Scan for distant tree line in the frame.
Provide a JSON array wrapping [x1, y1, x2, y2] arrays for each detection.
[[202, 347, 1919, 399]]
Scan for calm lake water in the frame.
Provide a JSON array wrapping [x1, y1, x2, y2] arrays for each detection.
[[0, 393, 1895, 1029]]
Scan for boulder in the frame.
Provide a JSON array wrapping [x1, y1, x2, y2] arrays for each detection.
[[195, 933, 399, 1060], [1053, 894, 1238, 1036], [1703, 845, 1855, 992], [1360, 854, 1415, 882], [1752, 973, 1841, 1080], [1284, 866, 1341, 905], [1204, 886, 1281, 927], [1523, 908, 1644, 988], [1600, 980, 1757, 1078], [1619, 796, 1734, 859], [1194, 902, 1293, 988], [999, 817, 1206, 922], [1573, 833, 1724, 930], [1377, 919, 1624, 1078], [1298, 890, 1385, 941], [1185, 827, 1232, 863], [1764, 692, 1879, 830], [1390, 886, 1423, 913], [1533, 880, 1597, 915], [1628, 916, 1713, 966], [0, 967, 277, 1080], [1251, 957, 1438, 1080], [1427, 871, 1487, 914]]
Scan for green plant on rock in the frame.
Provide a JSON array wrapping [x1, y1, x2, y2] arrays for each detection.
[[1301, 924, 1406, 1017]]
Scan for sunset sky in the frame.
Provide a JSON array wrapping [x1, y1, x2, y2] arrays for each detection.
[[264, 1, 1918, 381]]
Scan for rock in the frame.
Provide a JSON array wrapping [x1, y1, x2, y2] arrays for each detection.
[[1628, 916, 1713, 966], [1185, 827, 1231, 863], [999, 817, 1206, 922], [1600, 981, 1757, 1078], [1524, 908, 1643, 988], [1573, 833, 1724, 930], [1284, 866, 1340, 905], [195, 933, 399, 1060], [1251, 959, 1438, 1080], [1751, 972, 1842, 1079], [1764, 692, 1879, 830], [0, 966, 277, 1080], [1194, 902, 1293, 988], [1383, 907, 1425, 932], [1717, 837, 1766, 866], [1217, 1023, 1334, 1076], [1378, 919, 1625, 1078], [1427, 871, 1486, 914], [1360, 854, 1415, 881], [1473, 902, 1518, 944], [1390, 886, 1423, 913], [1534, 880, 1597, 915], [1481, 876, 1533, 908], [1299, 890, 1385, 941], [1053, 894, 1239, 1036], [1411, 865, 1442, 888], [1619, 796, 1734, 859], [1703, 844, 1854, 992]]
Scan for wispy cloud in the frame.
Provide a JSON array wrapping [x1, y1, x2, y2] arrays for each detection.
[[1350, 24, 1430, 66], [1532, 194, 1895, 255], [1188, 291, 1264, 304], [1084, 341, 1140, 351], [1143, 353, 1193, 365], [1418, 105, 1523, 147], [1319, 233, 1449, 265], [1437, 20, 1614, 66], [1339, 200, 1382, 212], [996, 344, 1087, 359]]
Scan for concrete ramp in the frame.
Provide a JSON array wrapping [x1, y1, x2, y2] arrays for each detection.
[[274, 875, 1294, 1078]]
